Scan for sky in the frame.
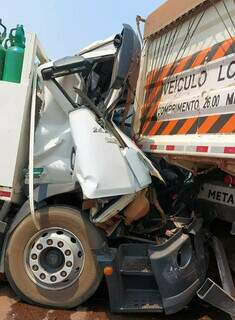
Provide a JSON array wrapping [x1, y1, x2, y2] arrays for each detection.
[[1, 0, 164, 59]]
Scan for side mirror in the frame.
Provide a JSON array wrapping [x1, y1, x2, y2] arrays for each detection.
[[110, 24, 141, 90], [41, 55, 93, 80]]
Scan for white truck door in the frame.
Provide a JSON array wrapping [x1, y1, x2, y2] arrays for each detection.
[[69, 108, 151, 199]]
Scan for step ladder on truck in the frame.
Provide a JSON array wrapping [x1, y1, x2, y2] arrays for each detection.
[[0, 2, 233, 319]]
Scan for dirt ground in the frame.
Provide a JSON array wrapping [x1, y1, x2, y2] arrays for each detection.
[[0, 280, 230, 320]]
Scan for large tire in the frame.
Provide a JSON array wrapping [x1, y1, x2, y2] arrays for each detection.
[[5, 206, 104, 309]]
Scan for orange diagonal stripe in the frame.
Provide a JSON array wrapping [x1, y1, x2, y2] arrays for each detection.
[[177, 118, 197, 135], [145, 55, 192, 135], [212, 38, 234, 61], [143, 63, 173, 109], [141, 37, 235, 136], [191, 48, 210, 68], [160, 120, 178, 135], [145, 69, 159, 87], [219, 114, 235, 133], [198, 115, 220, 134], [141, 65, 174, 133], [149, 121, 163, 135], [172, 55, 192, 74]]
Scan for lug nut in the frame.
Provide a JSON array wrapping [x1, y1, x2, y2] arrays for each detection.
[[32, 265, 39, 271], [50, 275, 57, 282], [36, 244, 43, 250], [40, 273, 46, 280], [60, 271, 67, 277], [66, 261, 72, 267], [58, 241, 64, 248], [31, 254, 37, 260], [47, 239, 53, 245], [65, 250, 71, 256]]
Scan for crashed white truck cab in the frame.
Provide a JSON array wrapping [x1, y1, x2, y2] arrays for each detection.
[[0, 6, 234, 318]]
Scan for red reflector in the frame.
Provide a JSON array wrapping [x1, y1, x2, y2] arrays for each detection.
[[224, 175, 235, 186], [166, 145, 175, 151], [150, 144, 157, 150], [224, 147, 235, 154], [0, 191, 11, 198], [196, 146, 208, 153]]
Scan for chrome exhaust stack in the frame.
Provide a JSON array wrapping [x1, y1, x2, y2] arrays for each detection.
[[197, 278, 235, 319]]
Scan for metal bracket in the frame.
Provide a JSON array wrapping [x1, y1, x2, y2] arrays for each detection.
[[197, 236, 235, 319]]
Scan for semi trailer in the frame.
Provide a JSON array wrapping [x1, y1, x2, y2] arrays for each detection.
[[0, 0, 234, 318]]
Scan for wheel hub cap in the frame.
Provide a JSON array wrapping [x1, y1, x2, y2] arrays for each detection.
[[25, 228, 85, 290]]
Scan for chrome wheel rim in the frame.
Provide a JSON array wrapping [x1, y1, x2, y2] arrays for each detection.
[[24, 227, 85, 290]]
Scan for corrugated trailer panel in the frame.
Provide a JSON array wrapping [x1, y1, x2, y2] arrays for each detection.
[[134, 0, 235, 171]]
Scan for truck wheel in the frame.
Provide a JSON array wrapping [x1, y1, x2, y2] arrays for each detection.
[[5, 206, 103, 309]]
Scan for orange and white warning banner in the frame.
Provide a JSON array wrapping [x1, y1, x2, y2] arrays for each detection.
[[157, 54, 235, 121], [140, 37, 235, 136]]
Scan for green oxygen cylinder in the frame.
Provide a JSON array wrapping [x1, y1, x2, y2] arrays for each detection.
[[0, 19, 7, 80], [3, 25, 25, 83]]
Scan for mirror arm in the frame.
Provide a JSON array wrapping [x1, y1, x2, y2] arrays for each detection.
[[73, 87, 103, 118]]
